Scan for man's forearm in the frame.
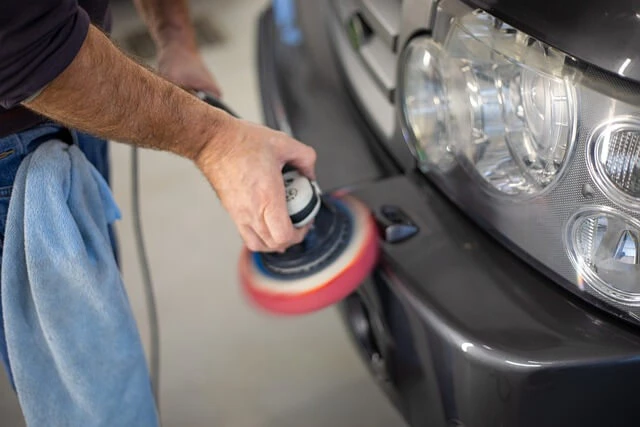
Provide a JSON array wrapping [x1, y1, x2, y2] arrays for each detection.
[[24, 25, 231, 162], [133, 0, 197, 52], [21, 15, 319, 258]]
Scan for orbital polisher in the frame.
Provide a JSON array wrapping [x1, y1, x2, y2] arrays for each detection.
[[196, 92, 380, 316], [239, 167, 379, 315]]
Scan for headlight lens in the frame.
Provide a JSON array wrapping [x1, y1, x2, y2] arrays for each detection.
[[398, 3, 640, 323], [399, 40, 453, 171]]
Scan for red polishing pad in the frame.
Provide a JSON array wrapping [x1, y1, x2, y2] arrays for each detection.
[[239, 195, 379, 315]]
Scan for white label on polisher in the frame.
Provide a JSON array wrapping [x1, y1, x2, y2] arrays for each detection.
[[283, 170, 320, 227]]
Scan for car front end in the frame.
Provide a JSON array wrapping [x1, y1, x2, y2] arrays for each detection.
[[257, 1, 640, 425]]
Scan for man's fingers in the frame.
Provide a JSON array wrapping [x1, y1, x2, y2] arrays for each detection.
[[240, 225, 270, 253], [262, 183, 299, 251], [291, 223, 313, 245], [243, 221, 310, 254], [253, 207, 279, 250]]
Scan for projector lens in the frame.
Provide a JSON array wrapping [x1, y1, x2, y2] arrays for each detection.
[[566, 207, 640, 305]]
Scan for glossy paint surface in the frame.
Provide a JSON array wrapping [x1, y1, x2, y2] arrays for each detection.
[[346, 174, 640, 427]]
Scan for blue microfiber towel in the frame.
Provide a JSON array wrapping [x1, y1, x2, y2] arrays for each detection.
[[1, 140, 158, 426]]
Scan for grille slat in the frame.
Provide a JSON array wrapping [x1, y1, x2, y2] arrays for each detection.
[[357, 0, 401, 51], [329, 0, 402, 105]]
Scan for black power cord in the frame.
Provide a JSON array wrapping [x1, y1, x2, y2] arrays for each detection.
[[131, 145, 161, 409], [130, 92, 237, 414], [194, 91, 239, 117]]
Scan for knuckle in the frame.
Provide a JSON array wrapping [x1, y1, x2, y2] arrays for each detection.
[[282, 227, 296, 243], [255, 183, 271, 201], [268, 132, 287, 147], [271, 231, 291, 249], [307, 146, 317, 161], [243, 235, 260, 252], [263, 238, 278, 252]]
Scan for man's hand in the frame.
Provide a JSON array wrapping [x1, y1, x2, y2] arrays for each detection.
[[157, 43, 222, 98], [198, 120, 317, 252], [133, 0, 222, 97]]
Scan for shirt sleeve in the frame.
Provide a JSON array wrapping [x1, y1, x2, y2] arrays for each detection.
[[0, 1, 90, 109]]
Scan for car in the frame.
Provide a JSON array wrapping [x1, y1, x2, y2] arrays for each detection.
[[256, 0, 640, 426]]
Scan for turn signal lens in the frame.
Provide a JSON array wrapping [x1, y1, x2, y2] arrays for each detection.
[[589, 118, 640, 208], [566, 208, 640, 305]]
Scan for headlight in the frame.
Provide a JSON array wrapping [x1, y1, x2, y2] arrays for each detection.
[[399, 11, 577, 198], [398, 1, 640, 323]]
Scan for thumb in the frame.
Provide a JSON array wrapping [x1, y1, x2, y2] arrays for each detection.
[[281, 139, 317, 181]]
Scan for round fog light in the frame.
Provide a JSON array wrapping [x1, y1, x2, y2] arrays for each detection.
[[565, 207, 640, 305]]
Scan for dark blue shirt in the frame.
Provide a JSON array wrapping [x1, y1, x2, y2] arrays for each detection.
[[0, 1, 111, 136]]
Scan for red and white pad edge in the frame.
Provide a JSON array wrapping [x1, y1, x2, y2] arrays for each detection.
[[238, 195, 379, 315]]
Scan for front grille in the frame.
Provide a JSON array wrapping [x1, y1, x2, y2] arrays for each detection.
[[328, 0, 402, 140], [331, 0, 400, 102]]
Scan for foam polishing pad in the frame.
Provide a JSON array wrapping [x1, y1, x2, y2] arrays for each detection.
[[239, 194, 379, 315]]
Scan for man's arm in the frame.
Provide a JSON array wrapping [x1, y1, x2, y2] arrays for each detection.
[[132, 0, 222, 97], [24, 24, 316, 253], [25, 25, 221, 161]]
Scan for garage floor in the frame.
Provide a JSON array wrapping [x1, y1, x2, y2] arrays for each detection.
[[0, 1, 405, 426]]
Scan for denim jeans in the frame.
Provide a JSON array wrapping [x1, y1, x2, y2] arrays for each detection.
[[0, 124, 117, 259], [0, 123, 122, 405]]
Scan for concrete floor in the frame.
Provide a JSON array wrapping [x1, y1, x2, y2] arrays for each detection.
[[0, 1, 405, 426]]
